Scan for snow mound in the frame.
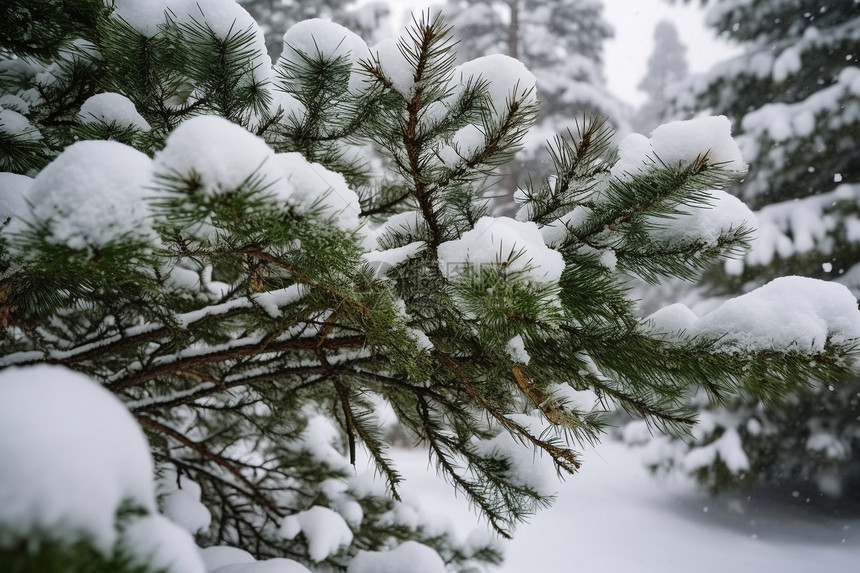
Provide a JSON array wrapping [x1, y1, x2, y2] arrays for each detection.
[[651, 115, 746, 171], [27, 140, 153, 249], [158, 468, 212, 534], [0, 365, 156, 550], [0, 172, 33, 235], [274, 152, 361, 230], [363, 241, 426, 276], [647, 189, 757, 247], [455, 54, 538, 111], [155, 115, 285, 198], [348, 541, 447, 573], [648, 276, 860, 353], [199, 545, 255, 571], [279, 18, 370, 91], [437, 216, 565, 284], [0, 108, 41, 140], [121, 514, 206, 573], [78, 92, 151, 131], [370, 38, 414, 97], [212, 558, 312, 573], [279, 505, 354, 562], [280, 19, 370, 66], [612, 115, 746, 180]]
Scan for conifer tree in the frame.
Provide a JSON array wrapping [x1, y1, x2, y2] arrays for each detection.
[[238, 0, 390, 61], [632, 20, 689, 133], [627, 0, 860, 499], [440, 0, 628, 205], [2, 1, 860, 572]]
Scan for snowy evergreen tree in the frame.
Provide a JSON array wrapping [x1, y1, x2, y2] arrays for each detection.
[[440, 0, 628, 205], [238, 0, 390, 61], [626, 0, 860, 499], [2, 1, 860, 572], [632, 19, 689, 133]]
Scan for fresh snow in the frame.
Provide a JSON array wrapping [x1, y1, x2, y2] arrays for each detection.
[[348, 541, 447, 573], [199, 545, 256, 571], [437, 216, 565, 284], [26, 139, 153, 249], [251, 284, 308, 318], [78, 92, 151, 131], [155, 115, 285, 198], [279, 505, 353, 562], [613, 115, 746, 181], [646, 189, 756, 248], [454, 54, 538, 111], [505, 335, 530, 364], [211, 558, 311, 573], [370, 38, 415, 97], [110, 0, 269, 82], [158, 469, 212, 534], [363, 241, 426, 275], [0, 365, 155, 550], [0, 172, 32, 236], [153, 117, 361, 230], [279, 19, 370, 92], [0, 108, 41, 140], [121, 514, 206, 573], [647, 276, 860, 353], [273, 152, 362, 230], [387, 443, 860, 573]]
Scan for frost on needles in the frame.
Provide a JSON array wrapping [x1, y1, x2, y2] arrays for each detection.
[[1, 2, 860, 572]]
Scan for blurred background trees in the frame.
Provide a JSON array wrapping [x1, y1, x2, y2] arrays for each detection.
[[626, 0, 860, 501], [440, 0, 629, 207]]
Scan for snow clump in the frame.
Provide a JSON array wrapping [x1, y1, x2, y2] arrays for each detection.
[[0, 365, 156, 549], [279, 19, 370, 91], [78, 92, 151, 131], [454, 54, 538, 111], [279, 505, 354, 562], [154, 115, 284, 197], [647, 189, 756, 248], [438, 216, 565, 284], [348, 541, 447, 573], [612, 115, 746, 180], [155, 116, 361, 230], [647, 276, 860, 353], [0, 172, 33, 236], [273, 152, 362, 230], [26, 140, 153, 249], [120, 514, 206, 573], [157, 468, 212, 534], [110, 0, 270, 82], [370, 38, 415, 97], [0, 108, 41, 141]]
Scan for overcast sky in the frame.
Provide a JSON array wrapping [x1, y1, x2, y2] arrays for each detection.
[[602, 0, 739, 107]]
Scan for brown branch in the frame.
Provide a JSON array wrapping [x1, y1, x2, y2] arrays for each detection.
[[129, 364, 331, 413], [111, 334, 365, 391], [434, 352, 581, 472], [334, 379, 357, 464], [136, 414, 282, 515]]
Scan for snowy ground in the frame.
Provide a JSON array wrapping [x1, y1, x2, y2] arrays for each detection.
[[391, 441, 860, 572]]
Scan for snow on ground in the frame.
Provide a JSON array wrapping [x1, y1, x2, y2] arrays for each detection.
[[389, 441, 860, 572]]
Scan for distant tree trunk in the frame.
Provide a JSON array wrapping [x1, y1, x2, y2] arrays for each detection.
[[507, 0, 519, 59], [499, 0, 520, 213]]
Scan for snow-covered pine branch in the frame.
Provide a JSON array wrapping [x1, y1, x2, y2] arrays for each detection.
[[1, 1, 859, 572]]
